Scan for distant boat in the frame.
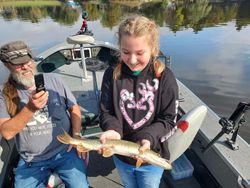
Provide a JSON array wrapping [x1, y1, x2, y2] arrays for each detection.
[[0, 34, 249, 188], [66, 0, 79, 8]]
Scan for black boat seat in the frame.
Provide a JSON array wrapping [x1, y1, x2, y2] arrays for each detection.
[[85, 57, 108, 71], [67, 35, 95, 45]]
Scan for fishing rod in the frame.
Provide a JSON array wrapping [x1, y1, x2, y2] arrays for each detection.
[[203, 101, 250, 153]]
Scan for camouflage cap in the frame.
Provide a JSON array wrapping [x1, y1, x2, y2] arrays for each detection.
[[0, 41, 33, 65]]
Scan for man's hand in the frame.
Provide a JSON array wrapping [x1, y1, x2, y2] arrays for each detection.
[[26, 90, 48, 112], [67, 134, 88, 159], [67, 144, 88, 160]]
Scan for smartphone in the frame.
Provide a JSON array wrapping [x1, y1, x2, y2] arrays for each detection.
[[34, 74, 46, 93]]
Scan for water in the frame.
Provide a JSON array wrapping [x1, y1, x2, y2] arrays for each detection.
[[0, 0, 249, 143]]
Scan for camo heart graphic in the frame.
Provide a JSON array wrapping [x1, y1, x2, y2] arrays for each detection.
[[119, 79, 159, 129]]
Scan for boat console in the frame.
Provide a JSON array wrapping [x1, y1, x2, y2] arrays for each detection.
[[67, 35, 95, 80]]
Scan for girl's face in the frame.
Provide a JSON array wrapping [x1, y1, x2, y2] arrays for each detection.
[[120, 35, 152, 72]]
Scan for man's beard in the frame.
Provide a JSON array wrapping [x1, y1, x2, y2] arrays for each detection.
[[12, 68, 37, 88]]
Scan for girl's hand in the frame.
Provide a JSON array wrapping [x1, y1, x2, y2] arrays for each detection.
[[99, 130, 121, 144], [98, 130, 121, 155], [131, 139, 151, 161], [138, 139, 151, 153]]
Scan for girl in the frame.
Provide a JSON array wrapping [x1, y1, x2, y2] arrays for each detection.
[[99, 15, 178, 188]]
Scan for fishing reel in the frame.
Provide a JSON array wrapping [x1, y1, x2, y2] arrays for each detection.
[[203, 102, 250, 153]]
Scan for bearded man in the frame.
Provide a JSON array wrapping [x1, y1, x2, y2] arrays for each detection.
[[0, 41, 89, 188]]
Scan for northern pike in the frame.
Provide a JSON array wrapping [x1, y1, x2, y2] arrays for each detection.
[[57, 131, 172, 170]]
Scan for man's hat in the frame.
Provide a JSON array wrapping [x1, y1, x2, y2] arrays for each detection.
[[0, 41, 33, 65]]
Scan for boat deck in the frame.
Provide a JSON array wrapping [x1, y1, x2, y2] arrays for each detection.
[[86, 149, 208, 188], [87, 151, 122, 188]]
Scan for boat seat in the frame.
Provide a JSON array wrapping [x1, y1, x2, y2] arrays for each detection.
[[67, 35, 95, 45], [81, 113, 101, 136], [85, 57, 108, 71], [82, 113, 99, 127], [168, 105, 207, 162]]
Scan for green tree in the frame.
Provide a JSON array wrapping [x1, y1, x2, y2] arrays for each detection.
[[101, 2, 123, 29], [184, 0, 212, 33], [235, 1, 250, 30], [48, 6, 79, 25]]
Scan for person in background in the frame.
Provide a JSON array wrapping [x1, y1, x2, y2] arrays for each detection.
[[99, 14, 179, 188], [76, 11, 89, 35], [0, 41, 89, 188]]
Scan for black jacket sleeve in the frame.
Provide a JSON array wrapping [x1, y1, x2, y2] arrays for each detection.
[[131, 68, 178, 150], [99, 67, 123, 137]]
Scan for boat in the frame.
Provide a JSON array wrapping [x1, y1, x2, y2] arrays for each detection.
[[0, 34, 249, 188]]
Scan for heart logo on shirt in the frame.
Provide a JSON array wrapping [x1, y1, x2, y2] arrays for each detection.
[[119, 79, 159, 129]]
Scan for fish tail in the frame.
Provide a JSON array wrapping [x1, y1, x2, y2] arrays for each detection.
[[57, 130, 73, 144]]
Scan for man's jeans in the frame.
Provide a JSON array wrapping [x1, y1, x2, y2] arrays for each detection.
[[113, 155, 164, 188], [14, 148, 89, 188]]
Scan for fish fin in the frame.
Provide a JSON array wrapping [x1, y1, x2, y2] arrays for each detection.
[[135, 150, 146, 168], [136, 158, 144, 168], [76, 145, 90, 153], [138, 150, 145, 155], [57, 130, 72, 144], [102, 148, 114, 157]]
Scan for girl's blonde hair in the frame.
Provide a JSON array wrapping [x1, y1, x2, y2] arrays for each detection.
[[2, 76, 20, 117], [113, 14, 165, 80]]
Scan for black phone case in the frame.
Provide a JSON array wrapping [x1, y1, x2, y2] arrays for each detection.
[[34, 74, 46, 93]]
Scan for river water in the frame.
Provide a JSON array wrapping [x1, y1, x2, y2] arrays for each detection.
[[0, 0, 250, 143]]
